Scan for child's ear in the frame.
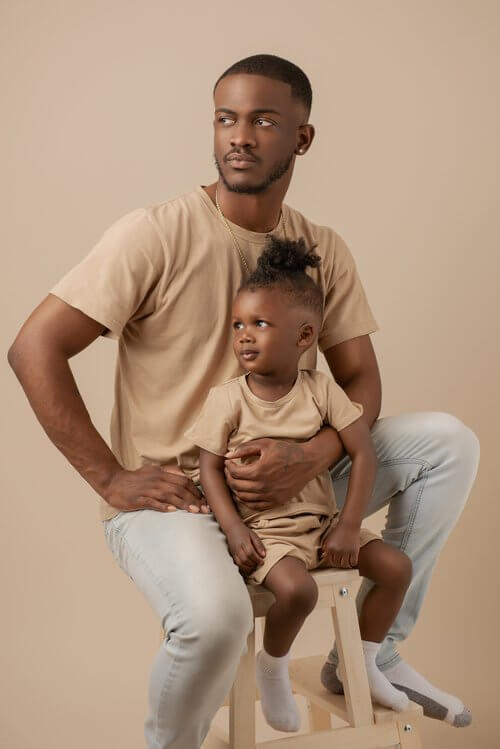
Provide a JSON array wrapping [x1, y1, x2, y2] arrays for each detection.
[[297, 323, 316, 350]]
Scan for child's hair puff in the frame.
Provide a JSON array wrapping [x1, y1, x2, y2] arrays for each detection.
[[238, 235, 324, 318]]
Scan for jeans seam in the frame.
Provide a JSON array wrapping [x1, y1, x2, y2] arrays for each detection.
[[153, 642, 182, 748], [334, 457, 433, 483], [378, 651, 402, 671], [398, 465, 429, 552]]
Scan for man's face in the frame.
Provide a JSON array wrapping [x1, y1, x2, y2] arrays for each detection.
[[232, 287, 311, 375], [213, 73, 307, 194]]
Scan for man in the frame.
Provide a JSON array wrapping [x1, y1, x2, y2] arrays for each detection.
[[8, 54, 479, 747]]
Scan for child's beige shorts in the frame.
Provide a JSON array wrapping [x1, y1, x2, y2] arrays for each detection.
[[245, 513, 380, 585]]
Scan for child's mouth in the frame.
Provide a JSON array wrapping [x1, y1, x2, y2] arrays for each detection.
[[240, 351, 259, 360]]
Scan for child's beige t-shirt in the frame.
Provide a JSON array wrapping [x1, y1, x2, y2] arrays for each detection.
[[184, 369, 363, 523], [49, 185, 378, 522]]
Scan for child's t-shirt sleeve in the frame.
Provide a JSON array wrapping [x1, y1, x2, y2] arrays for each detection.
[[323, 375, 364, 432], [184, 385, 235, 456]]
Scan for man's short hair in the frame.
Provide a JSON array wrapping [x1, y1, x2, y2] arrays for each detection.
[[213, 54, 312, 119]]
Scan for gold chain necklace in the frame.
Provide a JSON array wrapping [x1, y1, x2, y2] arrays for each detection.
[[215, 186, 287, 276]]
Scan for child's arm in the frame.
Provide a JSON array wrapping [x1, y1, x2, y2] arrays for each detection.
[[320, 417, 377, 568], [199, 448, 266, 575]]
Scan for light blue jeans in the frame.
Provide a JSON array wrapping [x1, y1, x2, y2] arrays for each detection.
[[103, 411, 480, 748]]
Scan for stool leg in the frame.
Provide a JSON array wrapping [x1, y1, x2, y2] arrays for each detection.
[[229, 625, 256, 749], [396, 718, 423, 748], [307, 700, 331, 731], [331, 583, 373, 727]]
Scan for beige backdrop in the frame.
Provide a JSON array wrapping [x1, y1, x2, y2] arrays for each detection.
[[2, 1, 499, 747]]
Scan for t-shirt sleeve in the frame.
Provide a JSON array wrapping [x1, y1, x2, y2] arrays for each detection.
[[323, 375, 364, 432], [318, 231, 379, 353], [184, 385, 235, 457], [49, 208, 166, 339]]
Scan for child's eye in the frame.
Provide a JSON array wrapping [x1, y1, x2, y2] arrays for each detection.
[[255, 320, 268, 327], [233, 321, 243, 330]]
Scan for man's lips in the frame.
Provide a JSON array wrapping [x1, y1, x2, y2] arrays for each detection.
[[226, 153, 257, 169], [227, 153, 257, 162]]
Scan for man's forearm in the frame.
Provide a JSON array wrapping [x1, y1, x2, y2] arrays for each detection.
[[303, 426, 344, 475], [9, 346, 121, 497], [342, 371, 382, 428]]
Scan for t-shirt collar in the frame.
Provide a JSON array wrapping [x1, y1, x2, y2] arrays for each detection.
[[196, 185, 289, 246], [240, 369, 304, 408]]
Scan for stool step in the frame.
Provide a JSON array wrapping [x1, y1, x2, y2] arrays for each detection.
[[289, 655, 423, 725]]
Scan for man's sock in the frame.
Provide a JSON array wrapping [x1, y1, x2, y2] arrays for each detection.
[[357, 641, 410, 711], [320, 654, 472, 727], [384, 660, 472, 727], [255, 649, 301, 732]]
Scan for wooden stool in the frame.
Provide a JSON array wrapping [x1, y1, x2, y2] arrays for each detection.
[[204, 568, 423, 749]]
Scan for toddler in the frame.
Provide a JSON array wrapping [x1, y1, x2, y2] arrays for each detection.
[[184, 236, 412, 732]]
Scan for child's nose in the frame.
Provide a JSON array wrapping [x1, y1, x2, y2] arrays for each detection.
[[239, 327, 254, 341]]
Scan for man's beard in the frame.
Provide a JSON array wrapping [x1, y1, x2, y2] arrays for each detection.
[[213, 150, 294, 194]]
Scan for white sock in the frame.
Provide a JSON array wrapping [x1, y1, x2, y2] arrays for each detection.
[[256, 649, 301, 732], [384, 659, 470, 726], [337, 641, 409, 712]]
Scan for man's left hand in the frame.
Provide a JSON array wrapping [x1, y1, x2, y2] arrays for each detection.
[[224, 438, 316, 511]]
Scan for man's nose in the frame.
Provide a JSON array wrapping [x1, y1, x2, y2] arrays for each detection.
[[230, 123, 257, 149]]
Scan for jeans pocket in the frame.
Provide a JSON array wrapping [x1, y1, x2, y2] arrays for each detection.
[[105, 509, 145, 536]]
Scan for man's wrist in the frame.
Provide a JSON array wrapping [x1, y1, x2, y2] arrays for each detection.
[[95, 460, 125, 500], [305, 427, 344, 476]]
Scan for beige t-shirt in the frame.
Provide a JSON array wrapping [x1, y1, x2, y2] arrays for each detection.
[[184, 369, 363, 523], [49, 185, 379, 522]]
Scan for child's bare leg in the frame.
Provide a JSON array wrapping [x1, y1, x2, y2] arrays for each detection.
[[343, 539, 412, 711], [263, 555, 319, 655], [357, 539, 412, 642], [256, 556, 318, 732]]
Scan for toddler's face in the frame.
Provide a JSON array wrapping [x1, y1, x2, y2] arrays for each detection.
[[231, 287, 313, 375]]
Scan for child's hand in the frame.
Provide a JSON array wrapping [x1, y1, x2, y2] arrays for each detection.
[[320, 522, 360, 569], [225, 523, 266, 576]]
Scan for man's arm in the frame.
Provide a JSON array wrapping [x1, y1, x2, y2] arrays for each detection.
[[323, 334, 382, 428], [8, 294, 205, 513], [314, 333, 382, 468]]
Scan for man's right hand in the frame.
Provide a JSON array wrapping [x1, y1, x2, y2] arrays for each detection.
[[103, 464, 210, 514]]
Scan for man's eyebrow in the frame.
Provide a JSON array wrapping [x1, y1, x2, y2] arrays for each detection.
[[215, 107, 281, 116]]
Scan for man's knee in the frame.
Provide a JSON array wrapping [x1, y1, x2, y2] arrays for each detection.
[[429, 412, 480, 467], [174, 588, 254, 664]]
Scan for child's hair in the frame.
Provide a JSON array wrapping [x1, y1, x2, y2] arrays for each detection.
[[238, 235, 324, 319]]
